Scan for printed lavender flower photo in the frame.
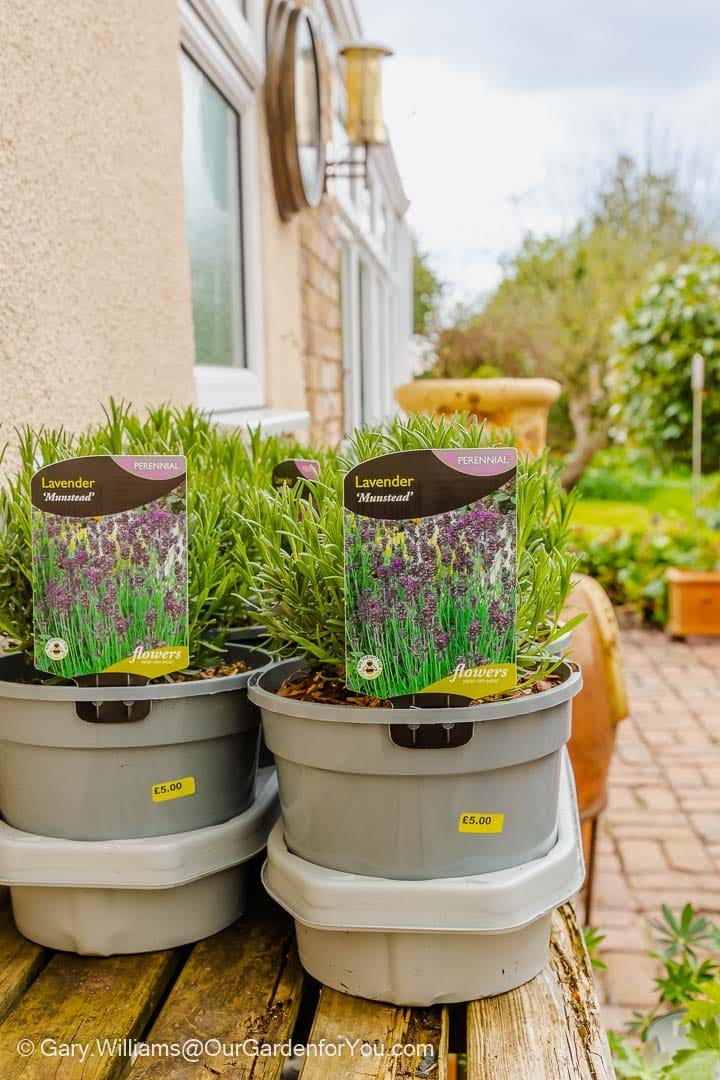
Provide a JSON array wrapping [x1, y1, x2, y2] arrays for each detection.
[[344, 484, 516, 699], [31, 489, 188, 678]]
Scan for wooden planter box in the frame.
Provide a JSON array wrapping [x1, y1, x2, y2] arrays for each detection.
[[666, 568, 720, 637]]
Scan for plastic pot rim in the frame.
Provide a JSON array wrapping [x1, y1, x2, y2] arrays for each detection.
[[248, 658, 582, 725], [0, 645, 273, 702]]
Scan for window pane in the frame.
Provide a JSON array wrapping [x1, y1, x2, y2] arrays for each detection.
[[181, 53, 245, 368]]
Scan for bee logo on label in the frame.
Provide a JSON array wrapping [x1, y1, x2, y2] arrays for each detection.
[[45, 637, 69, 661], [357, 655, 383, 681]]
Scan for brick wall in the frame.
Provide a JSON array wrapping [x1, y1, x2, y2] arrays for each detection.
[[299, 199, 344, 444], [298, 0, 344, 445]]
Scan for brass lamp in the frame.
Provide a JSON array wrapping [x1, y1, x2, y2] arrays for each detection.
[[326, 42, 393, 183]]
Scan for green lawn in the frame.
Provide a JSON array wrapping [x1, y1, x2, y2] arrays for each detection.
[[571, 499, 653, 535], [572, 475, 714, 538]]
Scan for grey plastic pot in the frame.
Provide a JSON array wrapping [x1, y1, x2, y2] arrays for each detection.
[[226, 625, 269, 646], [262, 755, 584, 1004], [548, 626, 572, 656], [219, 628, 273, 766], [0, 644, 272, 841], [248, 659, 582, 880], [0, 767, 280, 955]]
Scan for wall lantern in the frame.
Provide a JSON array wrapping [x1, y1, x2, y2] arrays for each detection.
[[325, 43, 393, 185]]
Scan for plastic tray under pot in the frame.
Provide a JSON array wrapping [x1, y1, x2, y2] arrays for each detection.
[[249, 659, 582, 879], [0, 768, 280, 955], [262, 755, 584, 1005], [0, 645, 272, 840]]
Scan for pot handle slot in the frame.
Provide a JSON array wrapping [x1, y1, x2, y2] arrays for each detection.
[[74, 674, 151, 723], [388, 722, 473, 749]]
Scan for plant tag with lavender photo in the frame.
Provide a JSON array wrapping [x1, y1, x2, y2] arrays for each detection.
[[343, 448, 517, 701], [31, 456, 189, 679]]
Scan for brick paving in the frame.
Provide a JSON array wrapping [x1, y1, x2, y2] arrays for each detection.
[[592, 627, 720, 1033]]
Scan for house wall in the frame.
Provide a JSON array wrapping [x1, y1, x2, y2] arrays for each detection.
[[0, 0, 410, 470], [299, 202, 344, 444], [0, 0, 197, 469], [256, 83, 309, 421]]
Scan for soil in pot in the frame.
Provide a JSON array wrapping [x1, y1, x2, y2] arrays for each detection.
[[275, 665, 561, 706]]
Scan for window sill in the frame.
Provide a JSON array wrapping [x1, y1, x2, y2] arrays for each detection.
[[211, 408, 312, 435]]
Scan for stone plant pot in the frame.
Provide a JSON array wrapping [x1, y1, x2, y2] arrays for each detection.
[[395, 378, 562, 455], [0, 644, 272, 840], [226, 625, 269, 646]]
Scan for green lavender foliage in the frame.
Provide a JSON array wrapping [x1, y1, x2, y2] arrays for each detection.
[[0, 401, 323, 666], [237, 413, 583, 692]]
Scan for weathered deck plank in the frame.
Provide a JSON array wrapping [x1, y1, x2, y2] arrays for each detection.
[[0, 891, 611, 1078], [128, 899, 304, 1079], [0, 948, 180, 1079], [0, 894, 47, 1027], [466, 903, 614, 1079], [298, 988, 448, 1080]]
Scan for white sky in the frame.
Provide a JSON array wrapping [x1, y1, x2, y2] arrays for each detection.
[[357, 0, 720, 303]]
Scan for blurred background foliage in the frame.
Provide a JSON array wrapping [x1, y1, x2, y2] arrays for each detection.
[[412, 152, 716, 489]]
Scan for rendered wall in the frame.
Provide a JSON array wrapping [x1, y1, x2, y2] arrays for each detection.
[[0, 0, 197, 469]]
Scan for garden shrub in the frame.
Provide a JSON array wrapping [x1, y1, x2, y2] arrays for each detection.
[[576, 447, 666, 504], [609, 904, 720, 1078], [611, 247, 720, 469], [571, 521, 720, 625]]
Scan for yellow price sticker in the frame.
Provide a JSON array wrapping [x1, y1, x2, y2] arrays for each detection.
[[458, 812, 504, 834], [151, 776, 196, 803]]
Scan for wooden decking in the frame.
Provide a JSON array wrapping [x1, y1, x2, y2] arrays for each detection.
[[0, 868, 613, 1079]]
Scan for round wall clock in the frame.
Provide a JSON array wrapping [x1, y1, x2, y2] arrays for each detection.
[[266, 0, 326, 220]]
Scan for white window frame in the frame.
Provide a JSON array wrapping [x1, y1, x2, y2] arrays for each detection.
[[179, 0, 266, 413], [337, 165, 412, 429]]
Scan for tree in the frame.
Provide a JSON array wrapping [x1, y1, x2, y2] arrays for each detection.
[[611, 247, 720, 469], [413, 241, 444, 337], [428, 155, 701, 486], [433, 303, 532, 379]]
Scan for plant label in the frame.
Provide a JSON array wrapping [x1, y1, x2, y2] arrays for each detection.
[[272, 459, 320, 498], [31, 455, 189, 679], [343, 448, 517, 701]]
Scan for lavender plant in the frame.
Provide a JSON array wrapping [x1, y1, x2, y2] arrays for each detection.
[[0, 401, 325, 671], [237, 413, 583, 696]]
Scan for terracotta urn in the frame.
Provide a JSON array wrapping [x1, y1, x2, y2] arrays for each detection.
[[395, 378, 562, 455], [562, 574, 628, 920]]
